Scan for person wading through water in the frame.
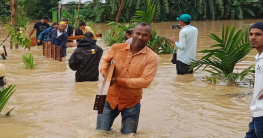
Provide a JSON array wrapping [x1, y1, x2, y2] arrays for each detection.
[[68, 32, 103, 82], [47, 21, 68, 57], [245, 22, 263, 138], [96, 22, 159, 134], [37, 22, 59, 44], [29, 16, 50, 46]]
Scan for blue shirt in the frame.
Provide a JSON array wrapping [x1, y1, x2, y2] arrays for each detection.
[[175, 25, 198, 64], [37, 25, 53, 42]]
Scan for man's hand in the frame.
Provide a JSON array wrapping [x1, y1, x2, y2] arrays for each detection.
[[48, 41, 51, 45], [37, 39, 41, 43], [259, 93, 263, 100], [110, 78, 117, 86], [170, 35, 176, 44]]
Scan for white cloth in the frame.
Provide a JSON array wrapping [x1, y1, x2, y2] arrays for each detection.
[[175, 25, 198, 65], [250, 52, 263, 117], [65, 24, 68, 32], [57, 30, 63, 37], [126, 37, 133, 43]]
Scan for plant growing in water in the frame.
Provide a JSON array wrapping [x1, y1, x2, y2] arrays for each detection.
[[0, 85, 16, 116], [190, 24, 253, 82], [21, 53, 36, 68]]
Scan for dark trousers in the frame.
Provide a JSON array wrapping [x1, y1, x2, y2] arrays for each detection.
[[176, 60, 193, 75], [245, 116, 263, 138]]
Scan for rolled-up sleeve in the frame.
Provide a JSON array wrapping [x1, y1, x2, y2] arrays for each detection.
[[117, 56, 159, 88], [100, 45, 116, 75], [175, 31, 186, 50]]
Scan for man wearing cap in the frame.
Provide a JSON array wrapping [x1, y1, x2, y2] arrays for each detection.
[[245, 22, 263, 138], [170, 14, 198, 75], [47, 21, 68, 57], [29, 16, 50, 46], [63, 19, 74, 42]]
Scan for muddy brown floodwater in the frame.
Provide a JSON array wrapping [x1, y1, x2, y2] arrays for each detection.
[[0, 19, 261, 138]]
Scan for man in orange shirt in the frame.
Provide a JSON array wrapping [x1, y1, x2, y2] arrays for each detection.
[[96, 23, 159, 134]]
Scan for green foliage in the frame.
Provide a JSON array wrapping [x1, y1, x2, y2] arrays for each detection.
[[131, 0, 156, 25], [0, 85, 16, 116], [103, 22, 136, 46], [21, 53, 36, 68], [190, 24, 252, 82], [147, 29, 173, 54], [6, 24, 31, 50]]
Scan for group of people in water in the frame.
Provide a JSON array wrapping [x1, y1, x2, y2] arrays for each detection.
[[28, 14, 263, 137]]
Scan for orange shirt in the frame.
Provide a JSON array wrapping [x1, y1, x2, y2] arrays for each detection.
[[100, 43, 159, 110]]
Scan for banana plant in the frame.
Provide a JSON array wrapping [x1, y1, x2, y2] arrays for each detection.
[[0, 85, 16, 116]]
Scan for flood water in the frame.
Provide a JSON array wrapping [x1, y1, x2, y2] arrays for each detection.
[[0, 19, 261, 138]]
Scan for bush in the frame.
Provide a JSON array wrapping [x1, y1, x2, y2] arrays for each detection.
[[21, 53, 36, 68], [0, 85, 16, 116]]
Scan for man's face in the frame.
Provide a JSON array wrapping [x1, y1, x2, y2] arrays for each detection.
[[53, 25, 59, 29], [43, 19, 48, 23], [79, 25, 85, 30], [132, 25, 152, 47], [249, 28, 263, 48], [58, 24, 66, 32], [179, 20, 184, 26]]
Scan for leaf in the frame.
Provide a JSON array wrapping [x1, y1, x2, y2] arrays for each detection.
[[6, 107, 15, 116]]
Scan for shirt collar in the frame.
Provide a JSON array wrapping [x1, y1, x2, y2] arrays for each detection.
[[125, 43, 147, 54], [182, 25, 191, 29], [255, 52, 263, 59]]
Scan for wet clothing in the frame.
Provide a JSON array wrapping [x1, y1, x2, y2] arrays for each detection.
[[176, 60, 193, 75], [47, 29, 68, 57], [68, 38, 103, 82], [75, 27, 83, 42], [37, 25, 53, 42], [100, 43, 159, 111], [34, 21, 50, 46], [96, 102, 140, 134], [245, 116, 263, 138], [82, 26, 97, 40]]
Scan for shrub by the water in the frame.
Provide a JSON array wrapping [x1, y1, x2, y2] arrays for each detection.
[[22, 53, 36, 68], [0, 85, 16, 116]]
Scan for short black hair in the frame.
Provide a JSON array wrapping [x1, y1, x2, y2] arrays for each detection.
[[183, 21, 191, 25], [42, 16, 50, 20], [126, 29, 132, 36], [84, 32, 94, 39], [79, 22, 86, 26], [79, 20, 84, 23], [63, 19, 68, 21], [135, 22, 152, 33], [53, 22, 59, 25]]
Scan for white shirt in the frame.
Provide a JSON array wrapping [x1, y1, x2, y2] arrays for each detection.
[[57, 30, 63, 37], [250, 53, 263, 117], [126, 37, 133, 43], [175, 25, 198, 65], [65, 24, 68, 32]]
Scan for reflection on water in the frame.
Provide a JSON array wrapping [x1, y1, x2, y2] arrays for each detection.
[[0, 19, 260, 138]]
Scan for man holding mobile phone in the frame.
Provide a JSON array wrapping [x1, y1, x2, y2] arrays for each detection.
[[170, 14, 198, 75]]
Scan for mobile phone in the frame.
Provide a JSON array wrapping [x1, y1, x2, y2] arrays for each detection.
[[172, 25, 180, 29]]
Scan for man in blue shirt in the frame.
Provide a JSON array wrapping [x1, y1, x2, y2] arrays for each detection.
[[170, 14, 198, 75], [47, 21, 68, 57], [37, 22, 59, 44]]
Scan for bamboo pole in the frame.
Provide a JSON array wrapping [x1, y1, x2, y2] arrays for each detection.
[[116, 0, 125, 23], [75, 0, 81, 28], [10, 0, 16, 49]]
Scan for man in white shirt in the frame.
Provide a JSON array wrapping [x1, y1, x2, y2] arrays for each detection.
[[245, 22, 263, 138], [170, 14, 198, 75]]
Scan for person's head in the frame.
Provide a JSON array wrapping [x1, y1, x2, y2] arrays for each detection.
[[84, 32, 94, 40], [177, 14, 191, 26], [58, 21, 67, 32], [125, 29, 133, 40], [132, 22, 152, 47], [249, 22, 263, 50], [53, 22, 59, 29], [79, 22, 86, 29], [63, 19, 68, 24], [42, 16, 50, 23]]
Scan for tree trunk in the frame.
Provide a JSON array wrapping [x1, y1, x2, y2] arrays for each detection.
[[116, 0, 125, 23], [75, 0, 81, 29], [14, 0, 18, 49], [11, 0, 15, 49]]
